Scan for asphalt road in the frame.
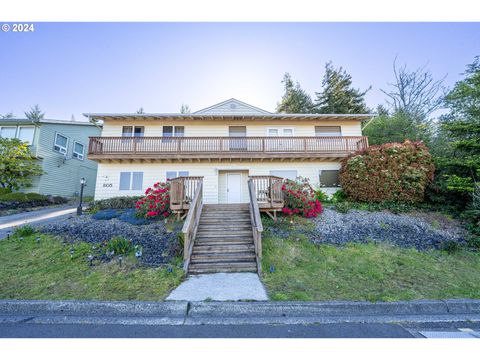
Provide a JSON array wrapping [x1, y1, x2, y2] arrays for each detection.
[[0, 205, 77, 239], [0, 323, 414, 338]]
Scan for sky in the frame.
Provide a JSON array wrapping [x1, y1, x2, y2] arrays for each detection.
[[0, 22, 479, 120]]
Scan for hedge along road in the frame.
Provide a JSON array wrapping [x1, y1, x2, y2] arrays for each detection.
[[0, 206, 77, 239]]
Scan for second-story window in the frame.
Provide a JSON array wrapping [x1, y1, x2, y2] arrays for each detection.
[[315, 126, 342, 136], [73, 141, 85, 160], [17, 126, 35, 144], [54, 133, 68, 154], [122, 126, 144, 137], [163, 126, 184, 137], [0, 126, 17, 139]]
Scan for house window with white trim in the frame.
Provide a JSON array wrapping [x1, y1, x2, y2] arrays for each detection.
[[315, 126, 342, 136], [122, 126, 144, 137], [119, 172, 144, 191], [267, 128, 294, 136], [166, 171, 189, 180], [54, 133, 68, 154], [73, 141, 85, 160], [163, 126, 184, 137], [0, 126, 17, 139], [17, 126, 35, 144], [319, 170, 340, 187]]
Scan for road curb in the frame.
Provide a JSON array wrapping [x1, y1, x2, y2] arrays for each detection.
[[0, 300, 189, 325], [1, 299, 479, 326]]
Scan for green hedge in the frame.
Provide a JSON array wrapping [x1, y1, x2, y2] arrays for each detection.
[[89, 196, 143, 211], [339, 140, 435, 203], [0, 188, 12, 196], [0, 192, 48, 202]]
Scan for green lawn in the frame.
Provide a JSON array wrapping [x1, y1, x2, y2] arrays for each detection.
[[261, 217, 480, 301], [0, 233, 184, 301]]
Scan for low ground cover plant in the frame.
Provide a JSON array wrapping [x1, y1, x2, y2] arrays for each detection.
[[282, 177, 323, 218]]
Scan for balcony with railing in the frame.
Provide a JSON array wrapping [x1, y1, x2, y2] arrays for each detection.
[[88, 136, 368, 161]]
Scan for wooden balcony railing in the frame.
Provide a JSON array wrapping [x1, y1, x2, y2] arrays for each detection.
[[88, 136, 368, 160]]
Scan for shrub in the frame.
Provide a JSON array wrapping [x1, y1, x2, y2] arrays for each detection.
[[92, 209, 122, 220], [0, 188, 12, 196], [135, 181, 171, 219], [314, 189, 330, 203], [0, 192, 48, 202], [281, 177, 323, 218], [334, 201, 352, 214], [105, 236, 133, 256], [89, 196, 142, 211], [13, 225, 36, 237], [339, 140, 435, 203], [331, 189, 347, 203]]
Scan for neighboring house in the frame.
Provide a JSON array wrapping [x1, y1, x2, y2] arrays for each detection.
[[0, 118, 101, 197], [85, 98, 372, 203]]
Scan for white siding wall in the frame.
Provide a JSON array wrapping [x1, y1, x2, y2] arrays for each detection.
[[100, 120, 362, 137], [94, 161, 342, 202]]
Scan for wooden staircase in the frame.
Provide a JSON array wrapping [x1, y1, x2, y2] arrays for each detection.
[[188, 204, 258, 274]]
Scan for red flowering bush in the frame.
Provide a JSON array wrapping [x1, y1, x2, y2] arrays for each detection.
[[281, 177, 323, 218], [339, 140, 435, 203], [135, 181, 171, 219]]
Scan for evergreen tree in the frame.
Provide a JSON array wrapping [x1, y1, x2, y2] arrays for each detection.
[[24, 105, 45, 120], [313, 62, 370, 114], [438, 57, 480, 198], [136, 107, 145, 114], [276, 73, 314, 114], [0, 112, 14, 119], [180, 104, 191, 114]]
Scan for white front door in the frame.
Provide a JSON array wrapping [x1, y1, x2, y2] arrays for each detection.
[[226, 173, 242, 203]]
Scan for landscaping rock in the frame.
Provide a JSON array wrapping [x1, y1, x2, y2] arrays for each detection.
[[39, 211, 182, 266], [311, 208, 467, 250]]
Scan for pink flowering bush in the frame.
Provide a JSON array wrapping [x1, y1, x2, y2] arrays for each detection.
[[281, 177, 323, 218], [135, 181, 171, 219]]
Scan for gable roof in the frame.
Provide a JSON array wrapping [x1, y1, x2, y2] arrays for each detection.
[[193, 98, 272, 115]]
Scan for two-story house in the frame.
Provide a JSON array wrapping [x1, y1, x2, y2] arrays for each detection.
[[86, 98, 371, 203], [86, 98, 372, 273], [0, 118, 101, 197]]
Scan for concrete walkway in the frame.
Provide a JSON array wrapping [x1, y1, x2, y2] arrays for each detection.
[[166, 273, 269, 301], [0, 206, 77, 239]]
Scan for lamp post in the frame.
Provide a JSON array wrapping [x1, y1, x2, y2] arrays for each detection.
[[77, 177, 86, 216]]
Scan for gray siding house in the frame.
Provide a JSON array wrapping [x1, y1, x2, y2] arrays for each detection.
[[0, 118, 101, 197]]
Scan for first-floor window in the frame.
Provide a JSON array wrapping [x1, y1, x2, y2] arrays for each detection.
[[166, 171, 189, 180], [119, 172, 144, 190], [269, 170, 298, 181], [319, 170, 340, 187], [54, 133, 68, 154], [73, 141, 85, 160]]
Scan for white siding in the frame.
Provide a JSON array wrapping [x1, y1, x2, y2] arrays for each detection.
[[101, 120, 362, 138], [94, 161, 342, 202]]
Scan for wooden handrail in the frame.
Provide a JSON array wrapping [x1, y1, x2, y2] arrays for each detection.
[[248, 179, 263, 274], [88, 136, 369, 156], [181, 180, 203, 272]]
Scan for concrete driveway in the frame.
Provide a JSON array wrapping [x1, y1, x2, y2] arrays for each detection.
[[0, 206, 77, 239]]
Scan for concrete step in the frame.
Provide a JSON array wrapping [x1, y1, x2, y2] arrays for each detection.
[[189, 262, 257, 274]]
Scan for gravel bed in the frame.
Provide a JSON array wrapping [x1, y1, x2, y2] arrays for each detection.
[[267, 208, 467, 251], [311, 208, 467, 250], [40, 214, 182, 266]]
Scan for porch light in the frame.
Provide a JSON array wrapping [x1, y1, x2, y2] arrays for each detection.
[[87, 254, 94, 266], [269, 265, 275, 273], [118, 255, 123, 267], [135, 245, 142, 258]]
